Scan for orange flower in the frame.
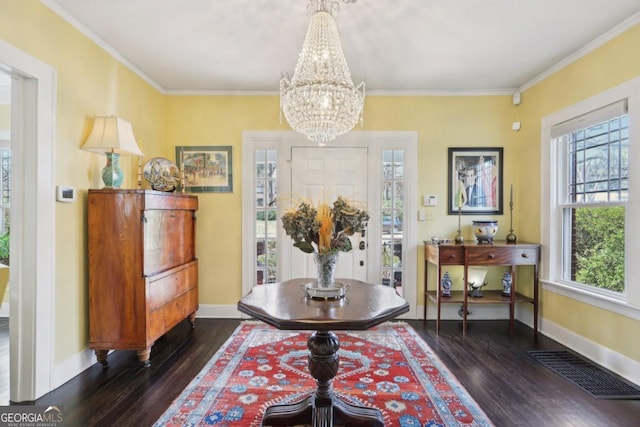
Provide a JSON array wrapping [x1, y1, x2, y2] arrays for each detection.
[[316, 203, 333, 253]]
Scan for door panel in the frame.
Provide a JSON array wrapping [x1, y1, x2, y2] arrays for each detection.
[[290, 147, 368, 282]]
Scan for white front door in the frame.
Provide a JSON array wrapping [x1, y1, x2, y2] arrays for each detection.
[[290, 146, 368, 282]]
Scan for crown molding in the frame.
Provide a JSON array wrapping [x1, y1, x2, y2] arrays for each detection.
[[41, 1, 640, 98], [519, 11, 640, 93], [41, 0, 164, 93]]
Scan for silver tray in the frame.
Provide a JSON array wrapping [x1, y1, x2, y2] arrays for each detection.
[[302, 282, 349, 300]]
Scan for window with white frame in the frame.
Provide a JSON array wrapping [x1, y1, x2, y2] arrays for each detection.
[[541, 76, 640, 316], [380, 150, 404, 295], [254, 149, 278, 285], [552, 101, 628, 294]]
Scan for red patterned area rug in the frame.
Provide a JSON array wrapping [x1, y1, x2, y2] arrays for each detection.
[[154, 321, 493, 426]]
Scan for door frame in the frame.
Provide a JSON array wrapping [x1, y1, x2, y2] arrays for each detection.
[[242, 131, 418, 319], [0, 39, 56, 402]]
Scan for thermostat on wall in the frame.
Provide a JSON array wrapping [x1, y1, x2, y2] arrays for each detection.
[[56, 186, 76, 203]]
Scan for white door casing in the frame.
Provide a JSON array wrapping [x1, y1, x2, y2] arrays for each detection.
[[0, 38, 56, 401], [290, 147, 368, 282]]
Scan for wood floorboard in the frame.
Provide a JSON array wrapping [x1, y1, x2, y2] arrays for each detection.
[[0, 318, 638, 426]]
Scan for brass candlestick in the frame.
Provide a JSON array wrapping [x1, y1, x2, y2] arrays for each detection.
[[506, 185, 517, 243], [454, 205, 464, 244]]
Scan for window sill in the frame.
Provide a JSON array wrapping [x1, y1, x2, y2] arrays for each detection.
[[541, 279, 640, 322]]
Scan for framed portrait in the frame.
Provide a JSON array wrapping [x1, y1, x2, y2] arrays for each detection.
[[448, 147, 503, 215], [175, 145, 233, 193]]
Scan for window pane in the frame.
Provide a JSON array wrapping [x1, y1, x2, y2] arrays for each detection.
[[563, 206, 625, 293], [558, 111, 627, 294], [380, 150, 404, 295], [256, 181, 265, 207], [255, 149, 278, 285], [566, 116, 628, 204]]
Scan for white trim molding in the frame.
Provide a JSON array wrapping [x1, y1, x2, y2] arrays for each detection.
[[540, 316, 640, 386], [0, 38, 57, 402]]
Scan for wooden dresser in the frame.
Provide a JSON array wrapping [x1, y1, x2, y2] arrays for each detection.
[[424, 241, 540, 336], [88, 189, 198, 367]]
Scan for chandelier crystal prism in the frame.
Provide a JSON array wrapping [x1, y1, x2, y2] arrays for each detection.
[[280, 0, 365, 146]]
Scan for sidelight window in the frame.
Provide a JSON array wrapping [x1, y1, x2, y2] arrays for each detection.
[[255, 149, 278, 285], [381, 150, 403, 294]]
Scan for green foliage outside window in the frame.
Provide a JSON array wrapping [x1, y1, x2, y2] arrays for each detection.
[[573, 206, 624, 292], [0, 230, 8, 266]]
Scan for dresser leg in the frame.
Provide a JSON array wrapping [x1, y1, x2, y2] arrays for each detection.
[[95, 349, 109, 368], [188, 312, 196, 329], [137, 348, 151, 367]]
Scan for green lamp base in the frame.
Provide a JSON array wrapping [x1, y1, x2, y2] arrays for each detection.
[[102, 152, 123, 188]]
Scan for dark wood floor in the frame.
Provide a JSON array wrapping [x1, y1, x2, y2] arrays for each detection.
[[2, 318, 637, 426]]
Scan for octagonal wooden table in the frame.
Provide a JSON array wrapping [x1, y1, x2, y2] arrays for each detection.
[[237, 278, 410, 427]]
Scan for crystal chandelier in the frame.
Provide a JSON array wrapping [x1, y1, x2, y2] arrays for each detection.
[[280, 0, 365, 146]]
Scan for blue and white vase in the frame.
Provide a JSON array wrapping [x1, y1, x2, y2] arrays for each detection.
[[441, 271, 452, 297], [502, 271, 512, 296]]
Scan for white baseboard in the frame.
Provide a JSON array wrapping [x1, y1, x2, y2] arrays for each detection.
[[52, 348, 97, 391], [537, 316, 640, 386], [195, 304, 244, 318], [0, 302, 8, 317]]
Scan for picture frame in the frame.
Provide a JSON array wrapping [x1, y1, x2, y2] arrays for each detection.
[[448, 147, 503, 215], [175, 145, 233, 193]]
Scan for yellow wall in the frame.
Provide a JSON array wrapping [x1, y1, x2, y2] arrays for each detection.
[[0, 0, 165, 363], [518, 24, 640, 361], [0, 0, 638, 371], [165, 95, 516, 305]]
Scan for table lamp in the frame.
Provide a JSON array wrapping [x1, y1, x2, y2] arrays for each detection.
[[467, 266, 488, 298], [82, 116, 143, 188]]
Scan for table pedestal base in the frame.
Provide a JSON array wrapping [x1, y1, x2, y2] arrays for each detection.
[[261, 330, 383, 427]]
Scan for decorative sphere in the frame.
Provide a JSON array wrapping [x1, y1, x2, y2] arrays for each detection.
[[472, 220, 498, 243]]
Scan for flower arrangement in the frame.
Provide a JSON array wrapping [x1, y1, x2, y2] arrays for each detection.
[[282, 196, 369, 254]]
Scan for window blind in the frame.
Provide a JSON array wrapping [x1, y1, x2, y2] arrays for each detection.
[[551, 99, 628, 138]]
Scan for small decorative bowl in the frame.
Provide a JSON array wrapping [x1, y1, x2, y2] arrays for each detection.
[[472, 220, 498, 243]]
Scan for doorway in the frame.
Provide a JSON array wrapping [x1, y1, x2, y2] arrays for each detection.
[[0, 38, 56, 402], [242, 131, 418, 319]]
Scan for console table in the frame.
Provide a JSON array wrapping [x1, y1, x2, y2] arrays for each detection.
[[423, 241, 540, 336], [238, 278, 409, 427]]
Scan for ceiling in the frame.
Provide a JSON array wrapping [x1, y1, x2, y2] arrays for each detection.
[[45, 0, 640, 95]]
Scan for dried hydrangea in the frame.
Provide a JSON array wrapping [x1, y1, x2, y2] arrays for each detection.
[[281, 196, 369, 254]]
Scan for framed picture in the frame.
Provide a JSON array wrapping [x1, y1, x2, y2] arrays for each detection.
[[175, 145, 233, 193], [448, 147, 503, 215]]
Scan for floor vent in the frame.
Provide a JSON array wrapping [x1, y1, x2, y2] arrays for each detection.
[[529, 350, 640, 399]]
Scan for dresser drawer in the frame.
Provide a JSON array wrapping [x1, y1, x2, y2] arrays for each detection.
[[147, 261, 198, 311], [513, 248, 539, 265], [467, 247, 513, 265], [438, 247, 465, 264], [148, 288, 198, 342]]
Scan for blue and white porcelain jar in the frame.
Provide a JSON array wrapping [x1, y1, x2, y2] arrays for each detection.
[[501, 270, 512, 296], [441, 271, 452, 297]]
